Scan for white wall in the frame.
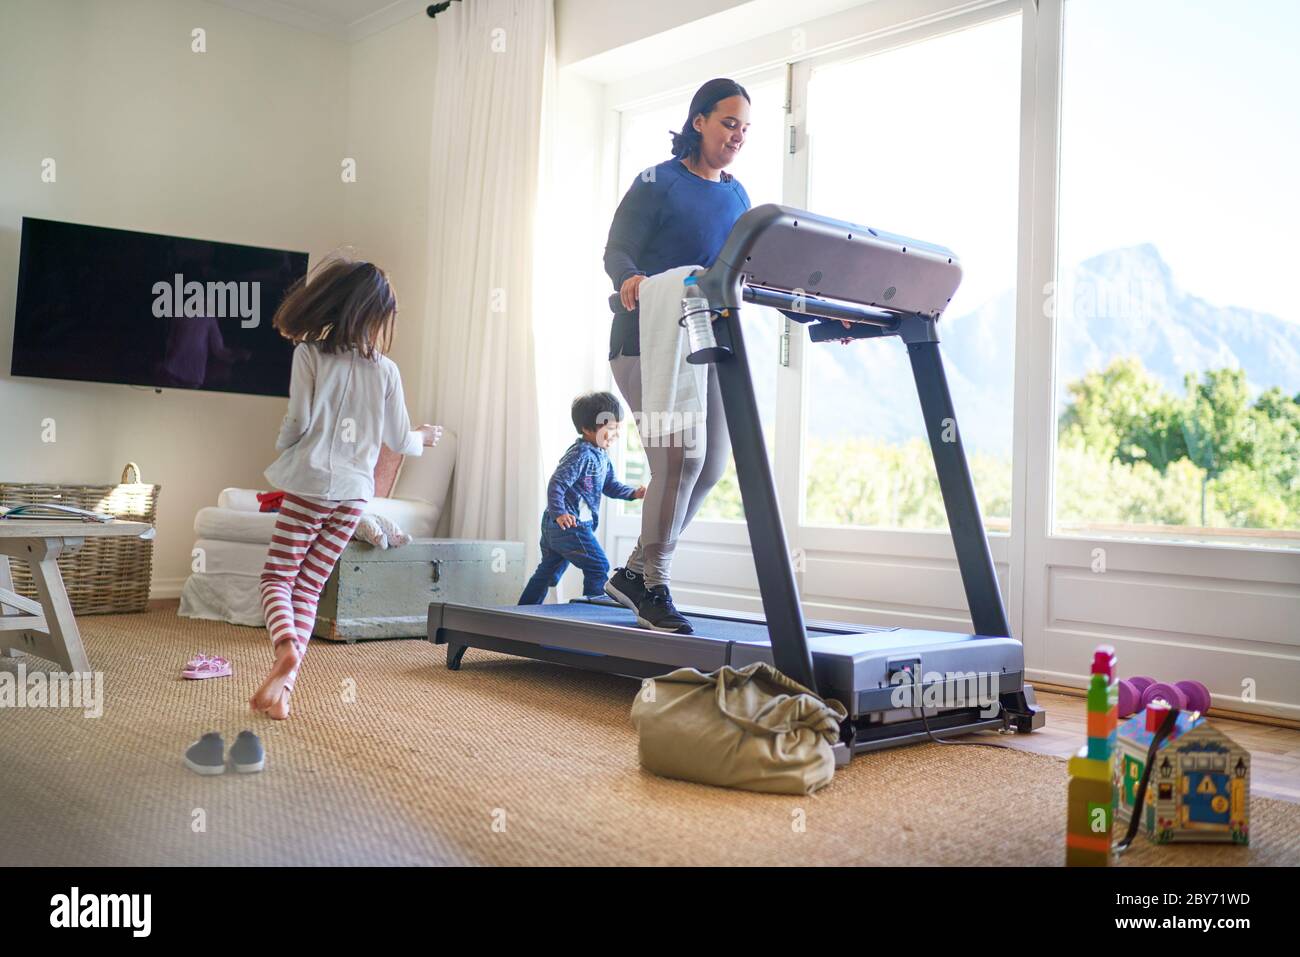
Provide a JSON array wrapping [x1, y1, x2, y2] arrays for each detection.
[[0, 0, 349, 595], [342, 17, 438, 381], [554, 0, 747, 66]]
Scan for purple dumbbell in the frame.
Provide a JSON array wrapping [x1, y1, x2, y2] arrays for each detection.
[[1118, 676, 1155, 718], [1141, 681, 1188, 711], [1130, 676, 1155, 695], [1118, 680, 1139, 718], [1176, 680, 1211, 714]]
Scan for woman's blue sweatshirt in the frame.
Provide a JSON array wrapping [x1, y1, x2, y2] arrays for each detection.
[[602, 157, 751, 359]]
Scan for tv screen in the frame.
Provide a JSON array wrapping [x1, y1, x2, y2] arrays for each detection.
[[10, 218, 308, 397]]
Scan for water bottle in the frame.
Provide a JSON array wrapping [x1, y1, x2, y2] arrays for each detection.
[[680, 274, 729, 363]]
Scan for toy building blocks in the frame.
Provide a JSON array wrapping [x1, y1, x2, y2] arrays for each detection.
[[1066, 644, 1119, 866]]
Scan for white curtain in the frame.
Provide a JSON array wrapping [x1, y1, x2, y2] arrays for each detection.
[[420, 0, 553, 553]]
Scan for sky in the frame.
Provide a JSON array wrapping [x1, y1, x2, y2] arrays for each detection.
[[804, 14, 1021, 317], [1057, 0, 1298, 322]]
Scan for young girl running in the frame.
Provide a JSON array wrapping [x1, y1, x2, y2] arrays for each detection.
[[251, 257, 440, 719]]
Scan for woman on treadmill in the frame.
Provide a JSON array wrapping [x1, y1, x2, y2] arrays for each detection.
[[601, 77, 753, 635]]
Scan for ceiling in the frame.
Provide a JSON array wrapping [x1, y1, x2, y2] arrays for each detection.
[[206, 0, 430, 42]]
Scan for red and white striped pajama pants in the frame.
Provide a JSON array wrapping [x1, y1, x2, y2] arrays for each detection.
[[259, 493, 364, 688]]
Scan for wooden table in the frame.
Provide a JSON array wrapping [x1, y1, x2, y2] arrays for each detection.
[[0, 520, 154, 672]]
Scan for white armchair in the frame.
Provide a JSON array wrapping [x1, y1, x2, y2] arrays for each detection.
[[179, 431, 459, 626]]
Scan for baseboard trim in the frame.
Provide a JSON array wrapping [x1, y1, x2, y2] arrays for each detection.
[[150, 578, 186, 601]]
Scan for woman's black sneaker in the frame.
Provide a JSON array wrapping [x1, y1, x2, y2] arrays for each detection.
[[604, 567, 647, 611], [636, 584, 693, 634]]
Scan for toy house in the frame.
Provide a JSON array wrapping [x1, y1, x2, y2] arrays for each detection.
[[1114, 707, 1250, 845]]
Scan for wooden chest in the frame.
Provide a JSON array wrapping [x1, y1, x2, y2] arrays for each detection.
[[314, 538, 524, 642]]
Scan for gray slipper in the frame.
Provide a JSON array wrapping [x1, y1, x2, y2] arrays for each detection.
[[229, 730, 265, 773], [184, 732, 226, 775]]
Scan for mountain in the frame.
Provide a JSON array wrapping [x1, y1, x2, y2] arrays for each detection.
[[797, 244, 1300, 456]]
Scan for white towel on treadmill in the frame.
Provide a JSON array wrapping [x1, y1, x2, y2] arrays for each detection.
[[637, 265, 707, 444]]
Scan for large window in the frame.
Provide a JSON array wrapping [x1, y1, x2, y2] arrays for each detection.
[[1053, 0, 1300, 550], [595, 0, 1299, 715], [801, 14, 1022, 532]]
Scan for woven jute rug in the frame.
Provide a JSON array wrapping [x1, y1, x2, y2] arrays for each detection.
[[1, 607, 1295, 866]]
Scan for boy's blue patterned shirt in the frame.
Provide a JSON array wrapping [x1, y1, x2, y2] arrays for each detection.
[[547, 438, 637, 526]]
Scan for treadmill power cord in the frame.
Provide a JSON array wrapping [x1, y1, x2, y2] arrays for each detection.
[[900, 664, 1014, 750]]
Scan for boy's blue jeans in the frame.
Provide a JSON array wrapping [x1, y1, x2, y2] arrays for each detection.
[[518, 513, 611, 604]]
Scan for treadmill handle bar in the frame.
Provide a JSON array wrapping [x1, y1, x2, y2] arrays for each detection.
[[742, 284, 903, 330]]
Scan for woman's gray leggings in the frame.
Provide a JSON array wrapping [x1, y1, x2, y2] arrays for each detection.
[[610, 354, 730, 588]]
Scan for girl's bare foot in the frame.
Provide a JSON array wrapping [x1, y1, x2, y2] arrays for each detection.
[[250, 641, 300, 714], [264, 686, 292, 720]]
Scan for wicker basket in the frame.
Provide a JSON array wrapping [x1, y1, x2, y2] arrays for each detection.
[[0, 463, 160, 615]]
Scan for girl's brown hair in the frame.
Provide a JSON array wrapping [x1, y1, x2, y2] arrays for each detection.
[[271, 255, 396, 359]]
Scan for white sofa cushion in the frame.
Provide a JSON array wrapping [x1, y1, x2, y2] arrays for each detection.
[[363, 497, 441, 538], [393, 428, 457, 507], [194, 496, 442, 544], [212, 429, 455, 525], [194, 505, 275, 544], [217, 488, 264, 512], [190, 538, 269, 575]]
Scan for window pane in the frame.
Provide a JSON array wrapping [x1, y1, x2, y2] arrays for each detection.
[[694, 78, 784, 520], [615, 100, 684, 516], [615, 80, 786, 521], [802, 15, 1021, 531], [1054, 0, 1300, 550]]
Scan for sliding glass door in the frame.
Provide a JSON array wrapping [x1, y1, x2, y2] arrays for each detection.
[[794, 9, 1023, 632], [601, 0, 1299, 718]]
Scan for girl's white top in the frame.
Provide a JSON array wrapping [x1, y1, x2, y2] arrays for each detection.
[[264, 343, 422, 501]]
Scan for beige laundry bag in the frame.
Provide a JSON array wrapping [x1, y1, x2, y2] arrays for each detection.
[[630, 662, 848, 794]]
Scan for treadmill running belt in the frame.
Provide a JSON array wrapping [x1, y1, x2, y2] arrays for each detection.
[[508, 600, 848, 643]]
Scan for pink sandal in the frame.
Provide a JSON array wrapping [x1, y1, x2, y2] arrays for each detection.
[[183, 655, 232, 680]]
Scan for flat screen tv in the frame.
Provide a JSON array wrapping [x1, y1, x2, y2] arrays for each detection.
[[10, 218, 308, 397]]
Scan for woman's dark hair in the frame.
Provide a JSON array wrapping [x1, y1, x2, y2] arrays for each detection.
[[572, 391, 624, 434], [670, 77, 750, 163], [271, 254, 396, 360]]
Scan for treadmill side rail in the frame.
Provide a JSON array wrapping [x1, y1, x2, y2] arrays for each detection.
[[429, 602, 731, 674]]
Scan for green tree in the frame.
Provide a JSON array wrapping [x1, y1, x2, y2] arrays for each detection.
[[1057, 361, 1298, 535], [1058, 356, 1186, 470], [1180, 368, 1258, 525], [619, 362, 1297, 541], [1249, 386, 1300, 516]]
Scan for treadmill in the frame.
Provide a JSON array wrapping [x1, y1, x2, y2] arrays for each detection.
[[428, 204, 1045, 762]]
